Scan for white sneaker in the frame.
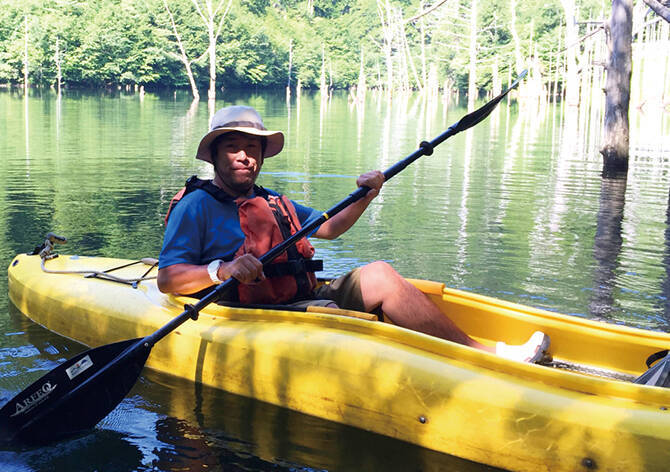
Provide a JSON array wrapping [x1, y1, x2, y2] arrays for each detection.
[[496, 331, 550, 364]]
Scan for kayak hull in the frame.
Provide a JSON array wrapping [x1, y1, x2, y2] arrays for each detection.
[[7, 253, 670, 471]]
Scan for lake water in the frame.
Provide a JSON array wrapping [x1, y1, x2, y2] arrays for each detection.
[[0, 86, 669, 471]]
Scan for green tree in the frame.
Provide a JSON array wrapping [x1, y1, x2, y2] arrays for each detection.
[[0, 0, 611, 97]]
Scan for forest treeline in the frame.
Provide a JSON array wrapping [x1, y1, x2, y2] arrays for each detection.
[[1, 0, 600, 95]]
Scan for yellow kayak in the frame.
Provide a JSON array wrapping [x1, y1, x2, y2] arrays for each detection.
[[7, 252, 670, 471]]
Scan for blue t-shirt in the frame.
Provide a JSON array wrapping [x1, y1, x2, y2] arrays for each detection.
[[159, 187, 322, 269]]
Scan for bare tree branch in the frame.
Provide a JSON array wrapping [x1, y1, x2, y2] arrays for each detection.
[[214, 0, 233, 41], [643, 0, 670, 22], [163, 0, 200, 99], [633, 16, 663, 37], [190, 0, 209, 26], [554, 25, 605, 55], [163, 1, 189, 63], [194, 51, 209, 63], [405, 0, 450, 24]]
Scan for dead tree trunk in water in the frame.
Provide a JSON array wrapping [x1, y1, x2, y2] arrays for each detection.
[[560, 0, 579, 106], [190, 0, 232, 109], [163, 0, 200, 101], [467, 0, 478, 111], [377, 0, 394, 96], [600, 0, 633, 177], [55, 36, 62, 95], [509, 0, 523, 73], [23, 16, 28, 93], [286, 39, 293, 100]]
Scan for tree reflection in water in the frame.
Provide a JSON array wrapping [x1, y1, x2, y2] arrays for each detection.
[[590, 174, 627, 320]]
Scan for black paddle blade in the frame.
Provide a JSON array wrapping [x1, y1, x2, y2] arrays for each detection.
[[635, 353, 670, 387], [448, 69, 528, 136], [381, 70, 529, 184], [0, 338, 150, 445]]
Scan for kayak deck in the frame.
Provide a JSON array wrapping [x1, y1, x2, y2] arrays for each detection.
[[7, 253, 670, 472]]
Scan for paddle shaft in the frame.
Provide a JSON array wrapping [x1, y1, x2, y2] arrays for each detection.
[[144, 69, 528, 349]]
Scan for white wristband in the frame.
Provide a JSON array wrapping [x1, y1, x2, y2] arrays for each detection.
[[207, 259, 224, 284]]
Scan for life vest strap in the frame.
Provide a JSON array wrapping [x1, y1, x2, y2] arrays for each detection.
[[164, 175, 266, 224], [263, 259, 323, 278]]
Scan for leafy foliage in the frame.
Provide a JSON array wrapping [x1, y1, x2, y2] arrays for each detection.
[[0, 0, 605, 94]]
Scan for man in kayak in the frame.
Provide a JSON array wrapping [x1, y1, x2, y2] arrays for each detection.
[[157, 105, 550, 363]]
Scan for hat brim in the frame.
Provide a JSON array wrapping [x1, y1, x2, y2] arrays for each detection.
[[196, 126, 284, 163]]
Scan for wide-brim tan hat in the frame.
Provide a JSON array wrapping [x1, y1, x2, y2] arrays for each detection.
[[196, 105, 284, 163]]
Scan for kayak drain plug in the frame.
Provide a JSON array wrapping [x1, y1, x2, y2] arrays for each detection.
[[581, 457, 597, 469]]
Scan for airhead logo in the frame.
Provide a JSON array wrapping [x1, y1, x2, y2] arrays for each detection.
[[66, 355, 93, 380], [10, 382, 57, 417]]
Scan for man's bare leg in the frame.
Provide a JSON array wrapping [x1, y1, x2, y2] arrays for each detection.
[[358, 261, 494, 352]]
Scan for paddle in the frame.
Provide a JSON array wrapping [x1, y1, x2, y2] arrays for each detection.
[[0, 69, 527, 445]]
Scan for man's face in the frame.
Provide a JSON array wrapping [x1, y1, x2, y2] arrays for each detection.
[[213, 132, 264, 195]]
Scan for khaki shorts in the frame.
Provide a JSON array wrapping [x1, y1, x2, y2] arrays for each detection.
[[290, 268, 366, 312]]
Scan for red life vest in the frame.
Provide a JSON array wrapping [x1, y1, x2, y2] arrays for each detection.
[[235, 194, 319, 304], [165, 176, 322, 304]]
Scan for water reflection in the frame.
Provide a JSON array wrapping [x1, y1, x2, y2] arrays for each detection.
[[24, 92, 29, 175], [55, 90, 61, 145], [319, 89, 326, 149], [208, 97, 215, 123], [454, 128, 474, 285], [151, 417, 243, 470], [590, 175, 627, 319], [134, 370, 501, 472], [355, 95, 364, 154], [550, 107, 581, 233], [665, 187, 670, 319], [0, 430, 144, 472]]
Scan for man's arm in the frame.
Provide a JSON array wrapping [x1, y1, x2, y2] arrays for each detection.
[[313, 170, 385, 240], [157, 263, 213, 295], [157, 255, 265, 294]]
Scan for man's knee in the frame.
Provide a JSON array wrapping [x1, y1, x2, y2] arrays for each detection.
[[360, 261, 403, 290]]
